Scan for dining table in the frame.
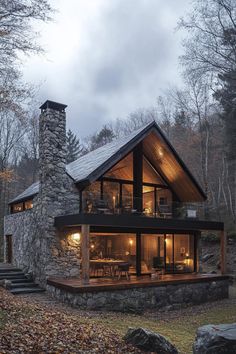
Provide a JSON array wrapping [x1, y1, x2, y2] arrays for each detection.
[[90, 259, 128, 278]]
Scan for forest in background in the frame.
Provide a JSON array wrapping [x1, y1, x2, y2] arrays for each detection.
[[0, 0, 235, 259]]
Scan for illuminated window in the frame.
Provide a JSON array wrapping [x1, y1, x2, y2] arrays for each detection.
[[24, 200, 33, 210], [12, 203, 23, 213], [11, 199, 33, 213]]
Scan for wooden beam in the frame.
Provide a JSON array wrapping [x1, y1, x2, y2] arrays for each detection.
[[194, 231, 201, 273], [133, 142, 143, 212], [54, 213, 224, 231], [220, 230, 227, 275], [81, 224, 90, 284]]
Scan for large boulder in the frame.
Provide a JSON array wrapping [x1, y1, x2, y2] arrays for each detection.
[[123, 327, 179, 354], [193, 323, 236, 354]]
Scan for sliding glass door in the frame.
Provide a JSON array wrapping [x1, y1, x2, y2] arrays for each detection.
[[141, 233, 195, 274]]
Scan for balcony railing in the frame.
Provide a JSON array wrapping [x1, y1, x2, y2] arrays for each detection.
[[82, 193, 208, 220]]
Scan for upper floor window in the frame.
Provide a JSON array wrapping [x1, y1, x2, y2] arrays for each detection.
[[143, 156, 166, 186], [25, 200, 33, 210], [12, 203, 23, 213], [11, 199, 33, 213], [104, 152, 133, 181]]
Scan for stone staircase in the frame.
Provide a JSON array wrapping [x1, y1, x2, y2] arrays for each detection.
[[0, 265, 45, 295]]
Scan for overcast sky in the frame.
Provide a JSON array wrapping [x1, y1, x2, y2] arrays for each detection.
[[23, 0, 191, 138]]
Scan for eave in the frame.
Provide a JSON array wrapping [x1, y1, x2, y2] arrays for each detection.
[[54, 213, 224, 232]]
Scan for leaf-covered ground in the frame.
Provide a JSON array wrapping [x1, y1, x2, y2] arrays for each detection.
[[0, 288, 142, 354], [0, 286, 236, 354]]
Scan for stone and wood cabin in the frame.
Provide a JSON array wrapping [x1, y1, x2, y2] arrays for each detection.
[[3, 100, 229, 310]]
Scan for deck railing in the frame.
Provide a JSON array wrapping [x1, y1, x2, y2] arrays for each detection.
[[81, 193, 209, 220]]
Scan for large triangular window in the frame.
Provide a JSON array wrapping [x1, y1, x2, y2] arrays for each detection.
[[143, 156, 167, 186], [104, 152, 133, 181]]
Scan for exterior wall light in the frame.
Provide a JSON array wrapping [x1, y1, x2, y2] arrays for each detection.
[[71, 233, 80, 241]]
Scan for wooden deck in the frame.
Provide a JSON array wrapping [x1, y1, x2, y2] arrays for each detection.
[[47, 273, 229, 293]]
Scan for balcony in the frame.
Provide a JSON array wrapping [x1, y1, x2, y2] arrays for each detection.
[[81, 193, 207, 221]]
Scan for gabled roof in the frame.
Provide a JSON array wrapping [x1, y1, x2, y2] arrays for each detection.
[[66, 122, 153, 183], [10, 181, 40, 204], [10, 121, 206, 204]]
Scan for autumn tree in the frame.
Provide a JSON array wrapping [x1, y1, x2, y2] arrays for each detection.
[[0, 0, 53, 257]]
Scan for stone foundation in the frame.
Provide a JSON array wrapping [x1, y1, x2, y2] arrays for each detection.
[[46, 278, 229, 312]]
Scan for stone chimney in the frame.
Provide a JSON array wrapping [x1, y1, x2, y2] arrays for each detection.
[[39, 100, 67, 217]]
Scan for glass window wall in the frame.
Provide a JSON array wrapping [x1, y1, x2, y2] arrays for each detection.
[[90, 233, 136, 277], [141, 233, 195, 274]]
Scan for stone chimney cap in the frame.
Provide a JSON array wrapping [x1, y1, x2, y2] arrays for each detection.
[[40, 100, 67, 112]]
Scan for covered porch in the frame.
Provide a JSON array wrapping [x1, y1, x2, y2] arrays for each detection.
[[54, 213, 227, 286]]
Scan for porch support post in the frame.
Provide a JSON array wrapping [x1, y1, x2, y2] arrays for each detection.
[[194, 231, 201, 273], [136, 232, 141, 276], [81, 224, 90, 284], [220, 230, 227, 275]]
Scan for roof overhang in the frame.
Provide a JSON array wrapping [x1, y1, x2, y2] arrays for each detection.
[[54, 213, 224, 232]]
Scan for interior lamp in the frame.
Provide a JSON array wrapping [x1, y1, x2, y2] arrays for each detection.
[[71, 233, 80, 241]]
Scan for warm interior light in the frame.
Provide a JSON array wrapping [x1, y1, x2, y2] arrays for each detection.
[[91, 243, 95, 249], [71, 233, 80, 241], [158, 148, 164, 158], [129, 239, 133, 246]]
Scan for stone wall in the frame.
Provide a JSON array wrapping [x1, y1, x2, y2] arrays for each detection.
[[32, 104, 81, 285], [4, 211, 35, 272], [4, 102, 82, 286], [4, 209, 81, 279], [46, 278, 229, 312]]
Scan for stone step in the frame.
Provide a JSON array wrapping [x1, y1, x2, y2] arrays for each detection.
[[0, 275, 27, 280], [10, 278, 32, 284], [10, 287, 45, 295], [0, 272, 25, 277], [10, 282, 38, 289], [0, 268, 22, 273]]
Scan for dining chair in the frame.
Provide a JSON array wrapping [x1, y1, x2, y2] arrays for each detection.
[[116, 263, 130, 280]]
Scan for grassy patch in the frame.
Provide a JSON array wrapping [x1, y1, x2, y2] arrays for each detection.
[[90, 286, 236, 354]]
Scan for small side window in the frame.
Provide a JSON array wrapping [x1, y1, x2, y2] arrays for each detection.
[[25, 200, 33, 210], [12, 203, 23, 213]]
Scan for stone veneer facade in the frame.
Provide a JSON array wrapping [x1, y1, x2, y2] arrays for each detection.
[[46, 278, 229, 312], [4, 103, 81, 285]]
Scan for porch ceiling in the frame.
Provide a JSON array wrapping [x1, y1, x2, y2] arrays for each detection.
[[54, 213, 224, 232]]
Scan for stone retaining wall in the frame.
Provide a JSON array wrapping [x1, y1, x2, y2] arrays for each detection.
[[46, 278, 229, 312]]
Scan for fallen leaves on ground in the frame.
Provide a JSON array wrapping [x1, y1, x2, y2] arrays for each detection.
[[0, 289, 141, 354]]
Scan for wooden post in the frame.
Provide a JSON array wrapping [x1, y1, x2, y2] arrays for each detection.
[[220, 230, 227, 275], [81, 224, 90, 284], [133, 142, 143, 212]]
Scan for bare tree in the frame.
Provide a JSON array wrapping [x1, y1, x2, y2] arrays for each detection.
[[0, 0, 53, 74], [178, 0, 236, 80]]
